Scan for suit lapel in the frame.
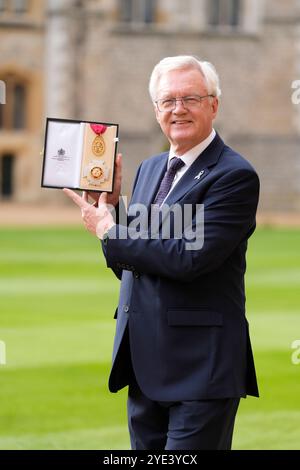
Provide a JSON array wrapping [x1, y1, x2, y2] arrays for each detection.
[[137, 152, 169, 209], [163, 133, 224, 207], [130, 134, 224, 211]]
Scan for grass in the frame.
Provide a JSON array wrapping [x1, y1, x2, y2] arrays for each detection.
[[0, 226, 299, 449]]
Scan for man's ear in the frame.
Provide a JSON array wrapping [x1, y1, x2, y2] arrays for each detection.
[[211, 97, 219, 120], [154, 104, 161, 124]]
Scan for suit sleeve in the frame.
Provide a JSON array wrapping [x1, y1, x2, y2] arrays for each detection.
[[100, 196, 127, 280], [101, 161, 143, 280], [103, 168, 260, 282]]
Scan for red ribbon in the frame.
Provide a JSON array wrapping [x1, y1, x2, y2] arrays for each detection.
[[90, 123, 107, 135]]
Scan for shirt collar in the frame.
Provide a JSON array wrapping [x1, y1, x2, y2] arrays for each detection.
[[169, 128, 216, 168]]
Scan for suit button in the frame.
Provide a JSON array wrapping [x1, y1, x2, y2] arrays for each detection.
[[123, 305, 129, 313], [134, 272, 140, 279]]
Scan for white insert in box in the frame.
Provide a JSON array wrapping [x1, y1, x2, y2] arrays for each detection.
[[43, 121, 85, 188]]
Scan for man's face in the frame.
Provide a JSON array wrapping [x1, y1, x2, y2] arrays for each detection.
[[154, 68, 218, 155]]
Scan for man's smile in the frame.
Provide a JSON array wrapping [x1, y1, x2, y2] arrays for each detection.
[[171, 120, 192, 125]]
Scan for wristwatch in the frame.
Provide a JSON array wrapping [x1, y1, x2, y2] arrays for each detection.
[[102, 229, 110, 245]]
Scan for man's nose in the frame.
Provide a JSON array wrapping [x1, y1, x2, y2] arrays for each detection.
[[173, 98, 187, 112]]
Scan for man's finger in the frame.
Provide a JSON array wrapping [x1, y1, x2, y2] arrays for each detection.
[[112, 154, 122, 193], [115, 154, 122, 178], [99, 192, 108, 206], [63, 188, 89, 209], [82, 191, 88, 203], [115, 153, 122, 167]]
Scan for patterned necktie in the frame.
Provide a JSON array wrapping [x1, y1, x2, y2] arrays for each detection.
[[153, 157, 185, 206]]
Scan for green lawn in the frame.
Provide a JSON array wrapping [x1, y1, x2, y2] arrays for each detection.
[[0, 226, 299, 449]]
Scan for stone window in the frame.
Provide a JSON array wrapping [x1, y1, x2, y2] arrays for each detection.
[[0, 0, 29, 14], [12, 0, 29, 14], [0, 75, 27, 130], [119, 0, 157, 24], [0, 80, 5, 104], [208, 0, 241, 28], [0, 153, 15, 198]]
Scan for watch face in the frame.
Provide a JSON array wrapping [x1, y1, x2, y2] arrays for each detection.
[[90, 166, 103, 179], [103, 230, 109, 245]]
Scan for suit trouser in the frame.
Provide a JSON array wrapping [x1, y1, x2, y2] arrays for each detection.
[[127, 380, 240, 450]]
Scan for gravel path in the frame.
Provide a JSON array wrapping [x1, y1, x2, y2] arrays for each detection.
[[0, 202, 81, 226]]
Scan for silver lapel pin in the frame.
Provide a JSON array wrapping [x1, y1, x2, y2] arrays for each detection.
[[194, 170, 204, 180]]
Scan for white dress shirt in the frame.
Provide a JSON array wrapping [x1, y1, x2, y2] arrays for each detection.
[[163, 129, 216, 203]]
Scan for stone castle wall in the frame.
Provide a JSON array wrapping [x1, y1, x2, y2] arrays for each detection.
[[0, 0, 299, 213]]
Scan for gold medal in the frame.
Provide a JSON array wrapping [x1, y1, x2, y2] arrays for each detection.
[[83, 159, 109, 186], [90, 166, 103, 179], [92, 135, 105, 157]]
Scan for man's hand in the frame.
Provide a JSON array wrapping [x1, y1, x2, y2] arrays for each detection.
[[86, 153, 122, 207], [63, 189, 115, 239]]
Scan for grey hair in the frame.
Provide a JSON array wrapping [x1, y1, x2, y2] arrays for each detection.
[[149, 55, 221, 101]]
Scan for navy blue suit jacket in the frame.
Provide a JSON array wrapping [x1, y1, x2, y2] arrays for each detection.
[[102, 133, 260, 401]]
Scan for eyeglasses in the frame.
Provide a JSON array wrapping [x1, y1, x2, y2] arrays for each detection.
[[155, 94, 215, 112]]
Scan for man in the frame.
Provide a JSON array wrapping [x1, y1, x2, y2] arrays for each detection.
[[64, 55, 260, 450]]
